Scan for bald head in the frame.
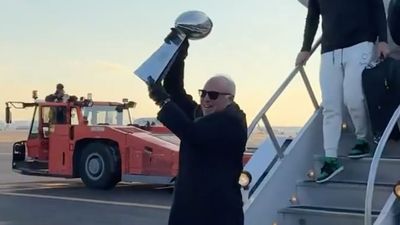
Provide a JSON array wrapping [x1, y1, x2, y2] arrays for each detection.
[[200, 74, 236, 116], [204, 74, 236, 97]]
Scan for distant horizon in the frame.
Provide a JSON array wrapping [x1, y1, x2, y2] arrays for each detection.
[[0, 119, 303, 129], [0, 119, 302, 145]]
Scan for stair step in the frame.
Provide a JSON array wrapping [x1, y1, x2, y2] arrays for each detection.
[[337, 132, 400, 158], [313, 156, 400, 183], [278, 206, 378, 225], [296, 181, 393, 211]]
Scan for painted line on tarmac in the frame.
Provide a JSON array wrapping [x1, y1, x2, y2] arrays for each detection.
[[0, 180, 80, 186], [0, 192, 171, 210], [0, 182, 82, 192], [0, 185, 54, 191]]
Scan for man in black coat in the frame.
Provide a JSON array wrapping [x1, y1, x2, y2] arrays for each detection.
[[389, 0, 400, 45], [148, 40, 247, 225]]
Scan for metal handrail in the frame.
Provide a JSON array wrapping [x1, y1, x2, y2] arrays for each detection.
[[364, 105, 400, 225], [243, 37, 321, 201], [243, 37, 321, 199], [247, 37, 321, 147]]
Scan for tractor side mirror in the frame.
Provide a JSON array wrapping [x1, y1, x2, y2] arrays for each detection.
[[5, 106, 12, 124]]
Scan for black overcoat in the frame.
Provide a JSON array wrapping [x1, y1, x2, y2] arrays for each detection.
[[157, 43, 247, 225], [389, 0, 400, 45]]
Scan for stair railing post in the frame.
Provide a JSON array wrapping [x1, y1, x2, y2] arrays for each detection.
[[364, 106, 400, 225], [261, 115, 283, 158], [299, 66, 319, 110]]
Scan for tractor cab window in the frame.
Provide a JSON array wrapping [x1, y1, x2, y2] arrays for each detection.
[[29, 106, 39, 137], [41, 107, 51, 138], [82, 105, 130, 125], [42, 107, 51, 124], [71, 108, 79, 125], [42, 106, 67, 125], [41, 106, 67, 138]]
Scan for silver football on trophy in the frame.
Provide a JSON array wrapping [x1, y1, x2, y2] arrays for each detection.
[[175, 11, 213, 40]]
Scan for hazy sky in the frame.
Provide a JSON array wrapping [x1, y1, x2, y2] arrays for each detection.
[[0, 0, 322, 127]]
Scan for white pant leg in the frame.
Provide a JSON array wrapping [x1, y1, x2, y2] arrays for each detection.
[[342, 42, 374, 141], [320, 50, 344, 158]]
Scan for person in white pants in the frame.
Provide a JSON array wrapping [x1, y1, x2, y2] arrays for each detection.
[[296, 0, 390, 183], [320, 42, 373, 160]]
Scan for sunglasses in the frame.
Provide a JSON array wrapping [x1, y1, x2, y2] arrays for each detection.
[[198, 89, 232, 100]]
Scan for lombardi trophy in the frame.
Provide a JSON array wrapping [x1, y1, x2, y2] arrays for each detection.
[[134, 11, 213, 83]]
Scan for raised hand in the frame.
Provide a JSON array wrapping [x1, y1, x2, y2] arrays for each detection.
[[147, 77, 170, 106]]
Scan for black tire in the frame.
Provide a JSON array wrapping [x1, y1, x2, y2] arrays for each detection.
[[79, 142, 120, 189]]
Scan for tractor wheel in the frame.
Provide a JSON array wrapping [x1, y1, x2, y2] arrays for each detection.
[[79, 142, 120, 189]]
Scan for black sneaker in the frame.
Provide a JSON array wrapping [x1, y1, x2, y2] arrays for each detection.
[[348, 139, 370, 159], [316, 157, 344, 184]]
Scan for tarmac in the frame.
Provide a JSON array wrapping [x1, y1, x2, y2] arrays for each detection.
[[0, 142, 172, 225]]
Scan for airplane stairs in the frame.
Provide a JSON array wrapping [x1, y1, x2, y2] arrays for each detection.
[[243, 39, 400, 225]]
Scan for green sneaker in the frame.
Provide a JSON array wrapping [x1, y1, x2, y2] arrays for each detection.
[[348, 139, 370, 159], [316, 157, 344, 184]]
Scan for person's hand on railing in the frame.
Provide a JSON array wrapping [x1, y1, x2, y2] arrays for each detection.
[[295, 51, 311, 66], [376, 41, 390, 59]]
